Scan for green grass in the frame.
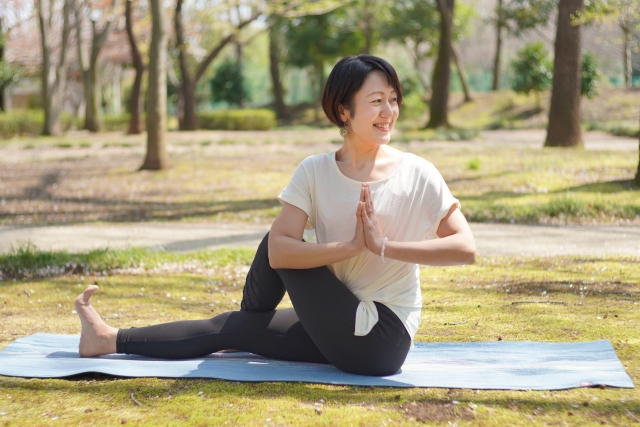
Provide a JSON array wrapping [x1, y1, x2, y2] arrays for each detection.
[[0, 249, 639, 425], [0, 243, 256, 279], [445, 88, 640, 135]]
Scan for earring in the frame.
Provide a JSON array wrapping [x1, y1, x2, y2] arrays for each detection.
[[339, 123, 349, 138]]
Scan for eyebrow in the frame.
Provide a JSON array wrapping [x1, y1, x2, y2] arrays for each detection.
[[366, 90, 398, 97]]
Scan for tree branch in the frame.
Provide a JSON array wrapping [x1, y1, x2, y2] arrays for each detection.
[[74, 0, 87, 71], [194, 8, 262, 83], [91, 0, 119, 63], [174, 0, 191, 87], [125, 0, 145, 71], [58, 0, 73, 70]]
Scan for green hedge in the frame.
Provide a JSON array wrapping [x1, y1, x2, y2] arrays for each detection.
[[0, 110, 46, 138], [0, 109, 275, 138], [103, 114, 130, 132], [0, 111, 131, 138], [196, 109, 276, 131]]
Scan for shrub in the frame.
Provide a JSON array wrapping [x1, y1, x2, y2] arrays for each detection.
[[196, 109, 276, 131], [468, 157, 481, 170], [103, 114, 131, 132], [581, 51, 600, 99], [0, 110, 44, 138], [510, 42, 552, 108], [210, 59, 248, 107]]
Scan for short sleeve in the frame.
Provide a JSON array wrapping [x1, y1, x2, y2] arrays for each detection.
[[424, 166, 461, 240], [277, 160, 314, 229]]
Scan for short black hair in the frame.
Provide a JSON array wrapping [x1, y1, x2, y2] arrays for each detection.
[[322, 55, 403, 127]]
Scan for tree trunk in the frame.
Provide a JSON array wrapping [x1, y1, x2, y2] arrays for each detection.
[[38, 0, 72, 136], [83, 60, 102, 132], [622, 26, 632, 88], [451, 43, 472, 102], [75, 0, 117, 133], [236, 41, 245, 108], [426, 0, 454, 129], [634, 112, 640, 187], [492, 0, 503, 91], [175, 0, 197, 130], [0, 33, 4, 112], [140, 0, 169, 170], [544, 0, 584, 148], [125, 0, 145, 134], [269, 18, 288, 120], [40, 24, 59, 136]]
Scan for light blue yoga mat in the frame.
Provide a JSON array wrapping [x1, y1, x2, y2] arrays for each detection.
[[0, 334, 634, 390]]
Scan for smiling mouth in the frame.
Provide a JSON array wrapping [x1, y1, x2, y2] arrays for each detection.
[[373, 124, 390, 131]]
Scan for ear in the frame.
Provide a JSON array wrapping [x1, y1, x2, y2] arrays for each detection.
[[338, 104, 350, 123]]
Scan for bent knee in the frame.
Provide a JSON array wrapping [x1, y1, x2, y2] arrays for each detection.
[[333, 348, 407, 376]]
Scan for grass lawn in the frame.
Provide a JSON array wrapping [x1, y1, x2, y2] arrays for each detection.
[[0, 248, 639, 426], [0, 129, 638, 228]]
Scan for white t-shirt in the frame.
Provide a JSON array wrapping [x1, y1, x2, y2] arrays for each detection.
[[277, 151, 460, 341]]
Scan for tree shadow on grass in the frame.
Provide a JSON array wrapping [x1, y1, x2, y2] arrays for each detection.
[[0, 195, 282, 228], [556, 179, 639, 194]]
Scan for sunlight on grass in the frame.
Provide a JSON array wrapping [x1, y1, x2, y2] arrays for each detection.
[[1, 133, 638, 227]]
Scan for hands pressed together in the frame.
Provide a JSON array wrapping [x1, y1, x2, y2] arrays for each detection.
[[352, 183, 386, 257]]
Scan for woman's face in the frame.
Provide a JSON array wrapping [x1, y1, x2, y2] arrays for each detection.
[[340, 70, 400, 146]]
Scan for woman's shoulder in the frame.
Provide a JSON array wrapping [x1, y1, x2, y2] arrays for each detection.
[[399, 152, 437, 173], [297, 152, 335, 170]]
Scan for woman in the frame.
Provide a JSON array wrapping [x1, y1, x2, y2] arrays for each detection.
[[75, 55, 476, 376]]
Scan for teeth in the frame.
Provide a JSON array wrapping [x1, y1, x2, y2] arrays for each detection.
[[374, 124, 389, 129]]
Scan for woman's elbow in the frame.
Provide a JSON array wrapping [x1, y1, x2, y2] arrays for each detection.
[[267, 238, 281, 269], [268, 254, 280, 269], [268, 233, 289, 269]]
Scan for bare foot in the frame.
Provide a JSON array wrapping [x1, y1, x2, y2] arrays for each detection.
[[75, 285, 118, 357]]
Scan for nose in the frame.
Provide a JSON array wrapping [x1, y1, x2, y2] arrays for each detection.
[[380, 100, 393, 118]]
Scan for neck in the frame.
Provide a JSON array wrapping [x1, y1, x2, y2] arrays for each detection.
[[335, 136, 388, 171]]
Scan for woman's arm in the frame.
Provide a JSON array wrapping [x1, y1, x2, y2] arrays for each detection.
[[268, 199, 367, 269], [361, 184, 475, 266], [382, 206, 476, 266]]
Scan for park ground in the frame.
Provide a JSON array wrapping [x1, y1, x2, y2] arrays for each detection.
[[0, 127, 639, 426]]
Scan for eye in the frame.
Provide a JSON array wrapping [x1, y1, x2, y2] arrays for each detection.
[[391, 97, 398, 102]]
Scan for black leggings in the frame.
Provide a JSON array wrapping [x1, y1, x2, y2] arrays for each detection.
[[116, 233, 411, 376]]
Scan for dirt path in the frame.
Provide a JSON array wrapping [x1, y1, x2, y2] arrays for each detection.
[[1, 222, 638, 257]]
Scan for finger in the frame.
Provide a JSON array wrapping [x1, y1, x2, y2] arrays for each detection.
[[365, 185, 373, 214], [360, 185, 366, 203], [362, 203, 370, 224]]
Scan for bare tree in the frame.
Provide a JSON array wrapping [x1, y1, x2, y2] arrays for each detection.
[[140, 0, 169, 170], [174, 0, 260, 130], [124, 0, 145, 134], [426, 0, 454, 128], [545, 0, 584, 147], [74, 0, 118, 132], [37, 0, 73, 136]]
